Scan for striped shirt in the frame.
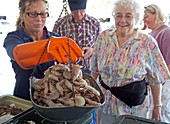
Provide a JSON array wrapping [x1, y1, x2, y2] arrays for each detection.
[[53, 14, 100, 69]]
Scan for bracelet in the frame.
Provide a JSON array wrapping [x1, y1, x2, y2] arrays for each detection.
[[154, 104, 162, 108]]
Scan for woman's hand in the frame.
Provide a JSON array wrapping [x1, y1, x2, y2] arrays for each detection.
[[82, 47, 93, 59], [152, 106, 161, 121]]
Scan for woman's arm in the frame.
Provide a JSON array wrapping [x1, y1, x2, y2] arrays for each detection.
[[150, 84, 162, 120]]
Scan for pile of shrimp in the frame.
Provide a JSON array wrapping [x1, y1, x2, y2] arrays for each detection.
[[31, 64, 102, 108]]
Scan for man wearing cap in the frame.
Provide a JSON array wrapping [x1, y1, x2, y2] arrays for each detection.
[[53, 0, 100, 74]]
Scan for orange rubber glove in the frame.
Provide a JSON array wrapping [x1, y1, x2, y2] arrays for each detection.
[[13, 36, 83, 70], [47, 36, 83, 63]]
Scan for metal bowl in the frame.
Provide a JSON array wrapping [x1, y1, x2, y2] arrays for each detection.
[[30, 74, 105, 122]]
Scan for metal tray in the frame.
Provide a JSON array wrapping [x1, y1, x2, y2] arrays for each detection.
[[113, 115, 168, 124], [0, 95, 32, 111], [0, 95, 32, 123], [3, 107, 92, 124], [30, 74, 105, 122]]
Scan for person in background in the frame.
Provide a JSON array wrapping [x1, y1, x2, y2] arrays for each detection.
[[53, 0, 100, 74], [143, 4, 170, 71], [90, 0, 170, 124], [143, 4, 170, 123], [3, 0, 82, 100], [53, 1, 100, 123]]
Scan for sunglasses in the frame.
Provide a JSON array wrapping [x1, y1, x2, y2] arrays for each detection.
[[144, 6, 156, 14]]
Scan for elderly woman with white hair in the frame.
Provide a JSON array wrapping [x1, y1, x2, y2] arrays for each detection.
[[143, 4, 170, 123], [90, 0, 170, 124]]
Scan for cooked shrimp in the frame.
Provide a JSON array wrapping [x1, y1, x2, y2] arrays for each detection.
[[42, 98, 63, 107], [32, 79, 44, 91], [43, 82, 60, 100], [58, 98, 75, 106], [63, 69, 72, 80], [48, 74, 59, 81], [32, 63, 102, 107], [52, 63, 69, 71], [74, 78, 88, 87], [85, 85, 100, 96], [51, 70, 62, 77], [74, 95, 85, 106], [55, 80, 65, 96], [44, 80, 49, 95], [84, 97, 101, 106], [64, 79, 73, 91]]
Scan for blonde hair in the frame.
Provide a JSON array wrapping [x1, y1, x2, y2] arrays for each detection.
[[144, 4, 167, 24], [16, 0, 49, 29]]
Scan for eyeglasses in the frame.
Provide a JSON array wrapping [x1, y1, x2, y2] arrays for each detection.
[[114, 13, 134, 20], [144, 6, 155, 14], [25, 12, 49, 18]]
